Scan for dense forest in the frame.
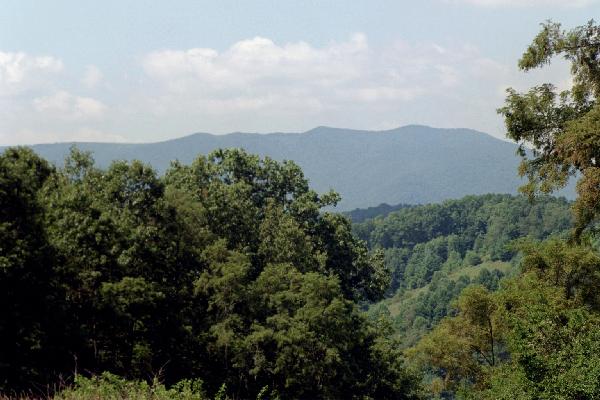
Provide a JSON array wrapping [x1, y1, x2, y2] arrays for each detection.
[[4, 18, 600, 400], [0, 150, 576, 400], [0, 146, 422, 399], [345, 202, 413, 224], [353, 194, 573, 346]]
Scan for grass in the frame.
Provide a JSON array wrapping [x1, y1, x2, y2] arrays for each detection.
[[1, 373, 207, 400]]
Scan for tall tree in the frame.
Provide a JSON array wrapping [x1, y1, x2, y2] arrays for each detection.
[[407, 20, 600, 399], [498, 20, 600, 237], [0, 147, 420, 399]]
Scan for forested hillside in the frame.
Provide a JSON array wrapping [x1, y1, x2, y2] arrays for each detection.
[[400, 20, 600, 399], [352, 194, 573, 345], [2, 125, 575, 210]]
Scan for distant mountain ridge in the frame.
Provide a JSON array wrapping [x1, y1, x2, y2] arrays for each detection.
[[1, 125, 574, 210]]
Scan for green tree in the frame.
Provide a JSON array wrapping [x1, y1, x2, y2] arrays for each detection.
[[483, 260, 600, 399], [498, 20, 600, 237], [0, 147, 418, 399], [407, 286, 501, 394], [406, 19, 600, 399]]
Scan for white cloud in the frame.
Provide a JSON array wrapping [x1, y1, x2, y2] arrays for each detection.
[[0, 51, 125, 146], [446, 0, 598, 7], [33, 91, 107, 120], [82, 65, 103, 89], [143, 34, 368, 94], [0, 51, 63, 95], [140, 34, 498, 119]]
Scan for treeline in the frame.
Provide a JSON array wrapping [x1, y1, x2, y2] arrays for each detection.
[[345, 202, 413, 223], [5, 17, 600, 400], [0, 147, 420, 399], [0, 147, 578, 399], [354, 194, 572, 286]]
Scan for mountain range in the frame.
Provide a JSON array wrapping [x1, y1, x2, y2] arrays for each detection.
[[2, 125, 574, 210]]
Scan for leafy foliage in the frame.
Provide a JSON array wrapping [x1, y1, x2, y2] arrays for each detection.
[[0, 147, 419, 399], [54, 373, 206, 400], [498, 19, 600, 237], [0, 148, 59, 389], [355, 194, 571, 345], [410, 241, 600, 398]]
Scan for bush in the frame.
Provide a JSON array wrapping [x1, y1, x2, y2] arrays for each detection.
[[54, 372, 206, 400]]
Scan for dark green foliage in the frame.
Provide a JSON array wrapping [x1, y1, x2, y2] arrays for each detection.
[[0, 148, 59, 389], [0, 147, 419, 399], [474, 268, 505, 291]]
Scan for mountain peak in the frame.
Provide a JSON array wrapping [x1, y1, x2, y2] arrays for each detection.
[[304, 126, 347, 134]]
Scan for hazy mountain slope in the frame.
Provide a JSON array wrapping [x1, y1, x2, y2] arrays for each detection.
[[2, 125, 573, 210]]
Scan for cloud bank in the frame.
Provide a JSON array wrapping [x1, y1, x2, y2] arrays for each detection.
[[0, 51, 63, 96], [0, 34, 571, 145], [138, 35, 502, 123], [0, 51, 109, 145]]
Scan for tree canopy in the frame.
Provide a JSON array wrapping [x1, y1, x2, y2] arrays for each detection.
[[0, 147, 419, 399], [498, 19, 600, 237], [353, 193, 571, 346]]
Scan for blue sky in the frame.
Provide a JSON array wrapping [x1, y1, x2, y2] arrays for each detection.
[[1, 0, 599, 144]]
